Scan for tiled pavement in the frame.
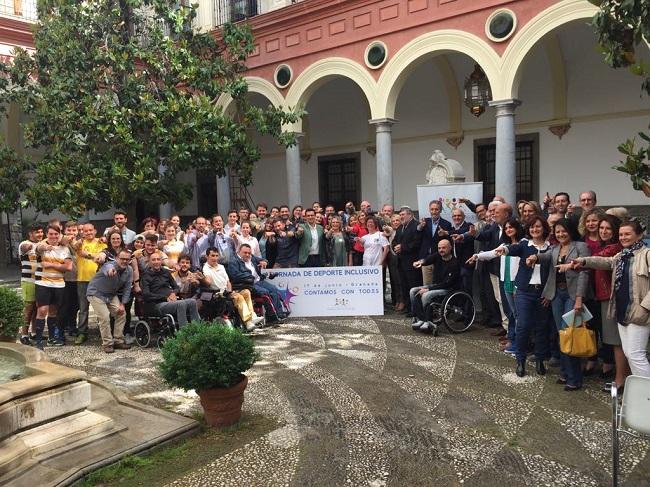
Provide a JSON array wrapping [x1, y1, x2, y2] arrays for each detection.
[[41, 314, 650, 487]]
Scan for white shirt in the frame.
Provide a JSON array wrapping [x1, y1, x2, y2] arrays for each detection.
[[361, 232, 389, 266], [308, 224, 319, 255], [202, 262, 229, 291], [243, 258, 261, 283]]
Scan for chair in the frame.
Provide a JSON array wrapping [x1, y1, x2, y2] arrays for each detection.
[[424, 290, 476, 333], [611, 375, 650, 486]]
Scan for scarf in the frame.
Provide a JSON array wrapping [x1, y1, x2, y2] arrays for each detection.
[[614, 241, 644, 291]]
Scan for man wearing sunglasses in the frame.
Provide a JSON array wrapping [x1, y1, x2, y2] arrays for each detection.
[[86, 249, 134, 353]]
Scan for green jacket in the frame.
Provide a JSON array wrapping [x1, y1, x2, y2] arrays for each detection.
[[296, 223, 326, 265]]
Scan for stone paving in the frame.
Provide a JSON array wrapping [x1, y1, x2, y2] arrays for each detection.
[[39, 312, 650, 487]]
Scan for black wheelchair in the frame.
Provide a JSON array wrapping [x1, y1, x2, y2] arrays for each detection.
[[425, 290, 476, 333], [197, 290, 244, 330], [132, 300, 178, 350]]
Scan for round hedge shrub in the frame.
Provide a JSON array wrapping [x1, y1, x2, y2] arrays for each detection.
[[159, 321, 258, 391], [0, 286, 23, 338]]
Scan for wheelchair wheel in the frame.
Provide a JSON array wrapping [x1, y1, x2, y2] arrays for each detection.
[[442, 291, 475, 333], [133, 320, 151, 348], [157, 327, 174, 350]]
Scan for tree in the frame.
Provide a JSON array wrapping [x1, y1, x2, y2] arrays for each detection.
[[592, 0, 650, 194], [0, 0, 300, 218]]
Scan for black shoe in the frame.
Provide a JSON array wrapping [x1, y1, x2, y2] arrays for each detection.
[[564, 384, 582, 392], [516, 361, 526, 377], [20, 335, 31, 345], [405, 312, 414, 318], [555, 377, 567, 385], [535, 359, 547, 376]]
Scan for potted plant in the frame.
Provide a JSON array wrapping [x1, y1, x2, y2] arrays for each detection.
[[158, 321, 258, 427], [0, 286, 23, 342]]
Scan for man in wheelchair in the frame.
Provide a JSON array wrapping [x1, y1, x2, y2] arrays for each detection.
[[202, 247, 265, 331], [410, 239, 460, 334], [226, 244, 288, 321], [140, 252, 201, 326]]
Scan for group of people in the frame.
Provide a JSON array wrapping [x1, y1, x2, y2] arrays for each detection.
[[400, 190, 649, 394], [18, 211, 287, 353], [16, 193, 650, 392]]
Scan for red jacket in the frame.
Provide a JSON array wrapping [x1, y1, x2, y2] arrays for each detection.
[[594, 243, 622, 301]]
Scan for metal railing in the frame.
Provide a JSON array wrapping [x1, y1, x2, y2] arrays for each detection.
[[0, 0, 37, 21], [214, 0, 262, 27]]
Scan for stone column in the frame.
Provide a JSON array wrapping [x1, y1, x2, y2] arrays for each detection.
[[286, 134, 302, 208], [370, 118, 396, 209], [489, 99, 521, 205], [217, 173, 230, 215]]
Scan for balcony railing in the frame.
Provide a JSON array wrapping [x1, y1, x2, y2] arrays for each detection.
[[0, 0, 37, 21], [214, 0, 262, 27]]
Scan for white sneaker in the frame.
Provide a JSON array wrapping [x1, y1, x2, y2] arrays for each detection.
[[223, 318, 234, 329], [411, 320, 424, 330], [124, 333, 135, 345], [252, 316, 265, 326], [244, 320, 257, 331], [419, 322, 433, 332]]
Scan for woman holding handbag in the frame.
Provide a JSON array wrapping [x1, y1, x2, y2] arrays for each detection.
[[573, 220, 650, 379], [533, 219, 592, 391]]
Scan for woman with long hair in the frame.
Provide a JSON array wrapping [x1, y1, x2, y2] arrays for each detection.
[[592, 215, 628, 391], [349, 211, 368, 266], [575, 220, 650, 380], [539, 219, 592, 391], [324, 216, 349, 267], [520, 201, 542, 226], [291, 205, 304, 226], [580, 208, 606, 376]]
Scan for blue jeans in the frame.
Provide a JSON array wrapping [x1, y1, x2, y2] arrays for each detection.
[[504, 289, 517, 343], [551, 287, 583, 387], [514, 289, 550, 363], [253, 280, 284, 313]]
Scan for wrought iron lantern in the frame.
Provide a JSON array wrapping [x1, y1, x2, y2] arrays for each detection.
[[463, 64, 492, 117]]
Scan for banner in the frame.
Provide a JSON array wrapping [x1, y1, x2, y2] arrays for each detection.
[[416, 182, 484, 223], [262, 266, 384, 317]]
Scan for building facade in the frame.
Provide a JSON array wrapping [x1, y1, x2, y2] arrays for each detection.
[[1, 0, 649, 226]]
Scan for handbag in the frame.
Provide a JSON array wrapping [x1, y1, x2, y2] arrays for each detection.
[[559, 319, 597, 358]]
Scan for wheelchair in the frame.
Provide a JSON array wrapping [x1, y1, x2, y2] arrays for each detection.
[[197, 290, 244, 330], [132, 302, 178, 350], [424, 289, 476, 333]]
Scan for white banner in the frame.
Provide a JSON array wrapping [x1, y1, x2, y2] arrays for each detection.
[[262, 266, 384, 317], [416, 182, 484, 223]]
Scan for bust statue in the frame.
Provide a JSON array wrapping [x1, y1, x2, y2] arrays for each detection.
[[425, 149, 466, 184]]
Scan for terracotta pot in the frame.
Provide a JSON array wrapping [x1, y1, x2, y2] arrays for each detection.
[[197, 375, 248, 428]]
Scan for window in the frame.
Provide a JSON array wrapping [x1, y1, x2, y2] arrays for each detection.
[[196, 168, 218, 217], [318, 153, 361, 212], [474, 134, 538, 203]]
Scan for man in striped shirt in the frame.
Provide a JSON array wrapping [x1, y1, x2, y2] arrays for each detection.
[[18, 223, 43, 345], [34, 224, 73, 349]]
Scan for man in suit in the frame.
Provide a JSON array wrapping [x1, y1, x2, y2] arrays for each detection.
[[417, 200, 453, 285], [447, 208, 475, 294], [392, 206, 422, 314], [296, 208, 326, 267], [467, 202, 514, 333]]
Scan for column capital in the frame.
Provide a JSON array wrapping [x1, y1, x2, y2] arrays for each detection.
[[488, 99, 522, 117], [369, 117, 397, 128]]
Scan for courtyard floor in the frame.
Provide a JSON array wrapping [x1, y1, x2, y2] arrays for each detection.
[[41, 312, 650, 487]]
